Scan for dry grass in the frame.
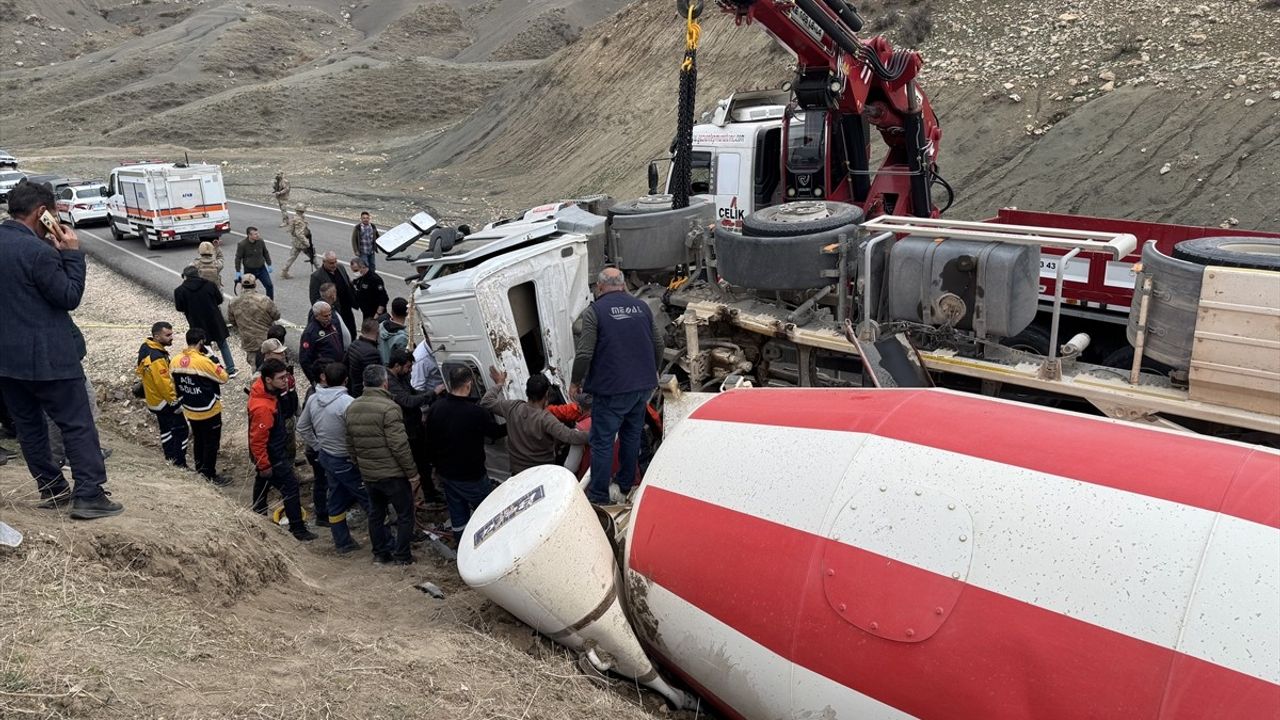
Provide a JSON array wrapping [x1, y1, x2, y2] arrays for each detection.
[[0, 259, 670, 719]]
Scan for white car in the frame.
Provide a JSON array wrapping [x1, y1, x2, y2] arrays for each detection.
[[0, 170, 25, 203], [0, 150, 16, 169], [55, 182, 109, 227]]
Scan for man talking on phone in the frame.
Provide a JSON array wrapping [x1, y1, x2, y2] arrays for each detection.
[[0, 181, 123, 519]]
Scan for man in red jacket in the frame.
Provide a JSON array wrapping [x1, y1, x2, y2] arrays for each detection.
[[248, 358, 316, 541]]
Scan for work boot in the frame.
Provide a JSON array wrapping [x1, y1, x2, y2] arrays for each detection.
[[292, 528, 318, 542], [69, 492, 124, 520], [335, 541, 361, 555], [0, 444, 15, 461], [37, 492, 72, 510], [208, 474, 232, 487]]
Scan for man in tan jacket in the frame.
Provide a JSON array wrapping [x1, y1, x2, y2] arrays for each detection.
[[226, 274, 281, 369]]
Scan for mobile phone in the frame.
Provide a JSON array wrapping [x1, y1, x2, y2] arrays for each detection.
[[39, 210, 59, 233]]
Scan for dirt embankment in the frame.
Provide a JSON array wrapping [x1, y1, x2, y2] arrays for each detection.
[[0, 259, 671, 719]]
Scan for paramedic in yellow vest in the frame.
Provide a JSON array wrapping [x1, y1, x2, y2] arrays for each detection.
[[171, 327, 230, 485], [136, 321, 188, 467]]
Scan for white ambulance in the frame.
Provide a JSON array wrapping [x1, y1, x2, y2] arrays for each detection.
[[106, 161, 231, 249]]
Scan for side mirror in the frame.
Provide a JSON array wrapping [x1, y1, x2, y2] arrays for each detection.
[[647, 161, 660, 195], [100, 186, 109, 197]]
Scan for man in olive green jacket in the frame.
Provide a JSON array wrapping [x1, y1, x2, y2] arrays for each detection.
[[345, 364, 417, 564]]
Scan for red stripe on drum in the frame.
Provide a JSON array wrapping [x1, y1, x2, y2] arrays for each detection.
[[689, 389, 1280, 530], [629, 486, 1280, 720]]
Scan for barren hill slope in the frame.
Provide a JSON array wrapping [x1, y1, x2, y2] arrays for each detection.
[[0, 0, 629, 149], [392, 0, 1280, 227], [3, 0, 1278, 229]]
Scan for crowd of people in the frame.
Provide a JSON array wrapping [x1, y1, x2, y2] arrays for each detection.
[[0, 177, 666, 564]]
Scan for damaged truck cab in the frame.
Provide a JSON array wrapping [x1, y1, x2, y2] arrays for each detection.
[[385, 205, 606, 402]]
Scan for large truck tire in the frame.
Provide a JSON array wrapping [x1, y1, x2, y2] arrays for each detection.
[[714, 224, 850, 291], [1124, 242, 1202, 371], [607, 195, 713, 271], [1171, 236, 1280, 271], [110, 221, 124, 241], [740, 201, 864, 238]]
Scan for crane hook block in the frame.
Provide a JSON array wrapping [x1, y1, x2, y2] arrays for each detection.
[[675, 0, 705, 20]]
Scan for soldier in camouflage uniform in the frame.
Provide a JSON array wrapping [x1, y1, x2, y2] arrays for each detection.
[[194, 240, 224, 289], [271, 172, 290, 226], [281, 204, 313, 279]]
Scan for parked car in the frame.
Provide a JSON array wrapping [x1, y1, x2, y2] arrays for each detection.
[[55, 181, 109, 227], [0, 170, 26, 203], [22, 174, 74, 193], [0, 150, 17, 169]]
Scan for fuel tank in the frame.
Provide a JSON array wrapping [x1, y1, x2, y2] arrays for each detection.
[[623, 388, 1280, 719]]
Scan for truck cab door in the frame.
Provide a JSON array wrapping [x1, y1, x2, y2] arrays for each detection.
[[418, 295, 492, 399], [712, 151, 747, 231], [473, 240, 592, 401], [753, 125, 783, 210]]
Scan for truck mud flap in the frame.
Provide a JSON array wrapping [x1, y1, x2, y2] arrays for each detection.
[[850, 332, 933, 388]]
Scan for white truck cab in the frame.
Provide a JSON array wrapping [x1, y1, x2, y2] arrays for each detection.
[[662, 90, 791, 231], [383, 207, 604, 403]]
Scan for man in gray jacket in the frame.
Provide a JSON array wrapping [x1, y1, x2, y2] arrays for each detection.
[[297, 362, 369, 553], [483, 366, 588, 477]]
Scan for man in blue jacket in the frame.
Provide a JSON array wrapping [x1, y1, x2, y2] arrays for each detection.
[[0, 181, 122, 519], [571, 267, 664, 505]]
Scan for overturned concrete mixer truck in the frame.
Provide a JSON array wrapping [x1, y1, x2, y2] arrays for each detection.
[[383, 193, 1280, 440], [374, 192, 1280, 717]]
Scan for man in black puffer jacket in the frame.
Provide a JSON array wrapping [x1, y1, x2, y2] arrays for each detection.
[[345, 317, 383, 399], [174, 266, 238, 378]]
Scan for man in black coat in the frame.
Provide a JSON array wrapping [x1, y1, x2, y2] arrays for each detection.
[[425, 365, 505, 538], [299, 301, 347, 385], [387, 347, 443, 508], [0, 181, 121, 519], [174, 266, 238, 377], [309, 251, 356, 342], [345, 317, 383, 399], [350, 257, 388, 323]]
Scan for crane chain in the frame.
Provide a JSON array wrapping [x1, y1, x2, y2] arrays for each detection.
[[670, 3, 702, 210]]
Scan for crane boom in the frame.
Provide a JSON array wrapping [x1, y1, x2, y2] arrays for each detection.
[[716, 0, 944, 217]]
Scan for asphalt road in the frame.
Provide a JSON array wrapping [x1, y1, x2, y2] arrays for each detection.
[[79, 200, 516, 479], [77, 199, 418, 333]]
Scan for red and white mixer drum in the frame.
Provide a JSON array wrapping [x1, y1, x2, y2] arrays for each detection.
[[624, 388, 1280, 719]]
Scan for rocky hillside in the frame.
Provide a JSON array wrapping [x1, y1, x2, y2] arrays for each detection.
[[2, 0, 1278, 228], [393, 0, 1280, 226]]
